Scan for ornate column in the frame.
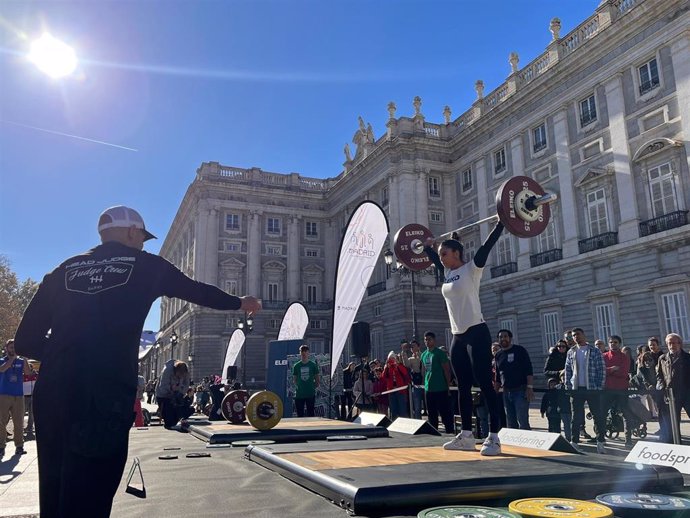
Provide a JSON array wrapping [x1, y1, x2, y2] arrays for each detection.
[[416, 168, 429, 224], [287, 216, 300, 300], [670, 32, 690, 181], [193, 201, 209, 281], [397, 167, 419, 227], [475, 158, 489, 240], [324, 219, 337, 300], [553, 108, 579, 257], [204, 208, 219, 285], [387, 171, 401, 233], [246, 211, 261, 296], [604, 73, 639, 242]]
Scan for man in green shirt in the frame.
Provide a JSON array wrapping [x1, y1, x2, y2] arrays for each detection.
[[292, 345, 320, 417], [421, 332, 454, 434]]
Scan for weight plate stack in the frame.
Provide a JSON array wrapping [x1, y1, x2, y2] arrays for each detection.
[[596, 492, 690, 517], [508, 498, 612, 518], [418, 506, 520, 518], [221, 389, 249, 424]]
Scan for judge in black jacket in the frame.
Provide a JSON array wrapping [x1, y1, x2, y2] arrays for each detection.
[[14, 206, 261, 518]]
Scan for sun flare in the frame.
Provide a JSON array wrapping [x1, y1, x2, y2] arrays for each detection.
[[28, 33, 78, 78]]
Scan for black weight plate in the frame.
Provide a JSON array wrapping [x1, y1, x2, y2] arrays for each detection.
[[596, 492, 690, 517], [158, 455, 178, 460], [185, 452, 212, 458]]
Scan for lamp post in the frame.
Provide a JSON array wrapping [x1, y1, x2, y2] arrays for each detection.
[[384, 250, 418, 341], [237, 315, 253, 387], [169, 330, 178, 361]]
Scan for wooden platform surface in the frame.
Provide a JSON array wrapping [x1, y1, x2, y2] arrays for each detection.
[[278, 444, 569, 470]]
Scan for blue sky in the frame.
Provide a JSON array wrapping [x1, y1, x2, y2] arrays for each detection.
[[0, 0, 598, 331]]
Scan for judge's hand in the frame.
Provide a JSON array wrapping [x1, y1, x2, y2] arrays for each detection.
[[240, 296, 262, 316]]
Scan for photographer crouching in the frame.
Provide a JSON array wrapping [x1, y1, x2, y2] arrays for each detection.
[[155, 359, 193, 429]]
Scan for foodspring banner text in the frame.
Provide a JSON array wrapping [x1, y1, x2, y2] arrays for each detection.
[[330, 201, 389, 377], [222, 328, 246, 382], [278, 302, 310, 341]]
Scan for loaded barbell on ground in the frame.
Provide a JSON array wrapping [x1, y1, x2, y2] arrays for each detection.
[[393, 175, 558, 271], [221, 389, 283, 430]]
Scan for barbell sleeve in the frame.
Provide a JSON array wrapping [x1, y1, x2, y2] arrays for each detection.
[[525, 193, 558, 212]]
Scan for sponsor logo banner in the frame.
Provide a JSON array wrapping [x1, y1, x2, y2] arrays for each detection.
[[330, 202, 388, 377], [626, 441, 690, 474], [498, 428, 561, 450]]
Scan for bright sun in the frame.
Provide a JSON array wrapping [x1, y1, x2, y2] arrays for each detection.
[[28, 33, 78, 78]]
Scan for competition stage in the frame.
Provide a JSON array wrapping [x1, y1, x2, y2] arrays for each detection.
[[244, 433, 684, 515], [113, 423, 688, 518]]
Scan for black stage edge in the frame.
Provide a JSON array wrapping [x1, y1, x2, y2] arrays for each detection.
[[245, 437, 685, 516], [184, 417, 389, 444]]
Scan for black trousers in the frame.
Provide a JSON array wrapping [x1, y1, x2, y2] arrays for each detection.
[[340, 390, 354, 420], [571, 388, 606, 443], [450, 323, 501, 434], [294, 396, 315, 417], [658, 391, 690, 443], [426, 390, 454, 434], [34, 393, 129, 518], [600, 391, 635, 438], [157, 397, 192, 428]]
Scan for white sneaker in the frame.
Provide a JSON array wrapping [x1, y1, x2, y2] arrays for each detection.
[[569, 441, 583, 453], [596, 441, 607, 454], [480, 436, 501, 456], [443, 432, 476, 451]]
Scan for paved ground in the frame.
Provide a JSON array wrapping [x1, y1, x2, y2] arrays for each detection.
[[0, 398, 686, 518]]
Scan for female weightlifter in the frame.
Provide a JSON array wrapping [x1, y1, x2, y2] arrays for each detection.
[[424, 222, 504, 455]]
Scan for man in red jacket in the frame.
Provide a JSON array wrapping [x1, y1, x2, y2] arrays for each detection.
[[602, 335, 634, 447]]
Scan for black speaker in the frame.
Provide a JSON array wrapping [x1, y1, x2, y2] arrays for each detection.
[[351, 321, 371, 358], [226, 365, 238, 381]]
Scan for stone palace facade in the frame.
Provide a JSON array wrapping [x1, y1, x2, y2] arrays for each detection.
[[151, 0, 690, 386]]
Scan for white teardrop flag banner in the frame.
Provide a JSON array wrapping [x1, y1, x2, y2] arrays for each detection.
[[278, 302, 309, 341], [330, 201, 389, 377]]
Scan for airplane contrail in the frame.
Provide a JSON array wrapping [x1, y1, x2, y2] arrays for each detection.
[[2, 120, 138, 152]]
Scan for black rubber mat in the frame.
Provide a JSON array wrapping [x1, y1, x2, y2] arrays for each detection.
[[184, 416, 389, 444]]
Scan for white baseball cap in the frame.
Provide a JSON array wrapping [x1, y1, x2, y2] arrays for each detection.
[[97, 205, 156, 241]]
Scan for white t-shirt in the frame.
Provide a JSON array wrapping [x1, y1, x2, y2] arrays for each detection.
[[441, 261, 485, 334], [576, 346, 587, 387]]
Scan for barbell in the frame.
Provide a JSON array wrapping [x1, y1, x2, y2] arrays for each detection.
[[393, 175, 558, 271]]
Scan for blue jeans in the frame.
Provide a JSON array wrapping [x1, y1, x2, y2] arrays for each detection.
[[503, 389, 531, 430], [388, 392, 408, 420]]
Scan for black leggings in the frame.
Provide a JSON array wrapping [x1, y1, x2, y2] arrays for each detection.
[[450, 323, 501, 434]]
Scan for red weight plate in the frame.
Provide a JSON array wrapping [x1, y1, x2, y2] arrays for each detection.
[[221, 389, 249, 424], [495, 176, 551, 238], [393, 224, 435, 272]]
